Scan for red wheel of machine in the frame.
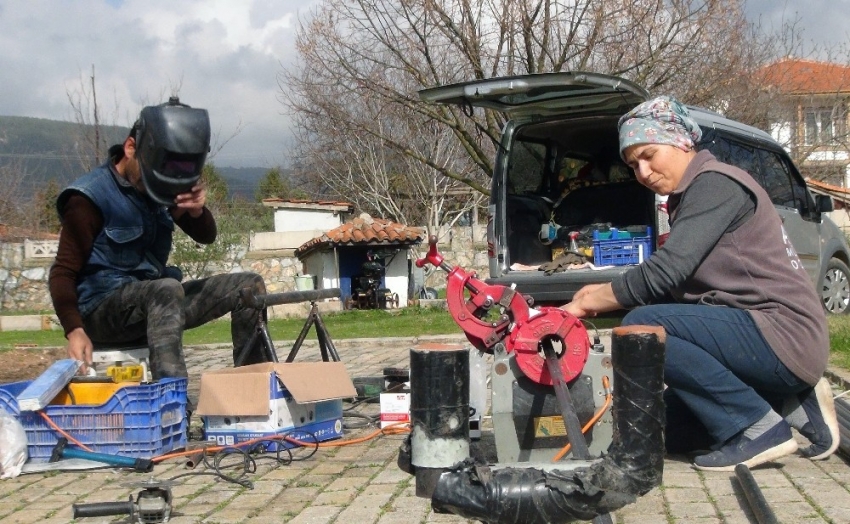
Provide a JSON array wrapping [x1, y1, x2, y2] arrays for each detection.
[[506, 307, 590, 386]]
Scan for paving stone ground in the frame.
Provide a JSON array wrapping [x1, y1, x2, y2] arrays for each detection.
[[2, 334, 850, 523]]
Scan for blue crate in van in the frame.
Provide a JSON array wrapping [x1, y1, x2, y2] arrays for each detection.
[[593, 227, 654, 266], [0, 378, 187, 463]]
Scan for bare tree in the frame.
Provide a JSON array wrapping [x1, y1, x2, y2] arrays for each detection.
[[0, 159, 34, 229], [65, 64, 128, 173], [293, 90, 481, 232], [280, 0, 777, 230]]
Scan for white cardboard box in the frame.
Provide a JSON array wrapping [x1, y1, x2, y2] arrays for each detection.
[[195, 362, 356, 449], [379, 392, 410, 429]]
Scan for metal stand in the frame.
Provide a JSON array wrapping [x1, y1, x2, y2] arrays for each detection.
[[234, 288, 342, 366], [233, 312, 280, 366], [285, 301, 340, 362]]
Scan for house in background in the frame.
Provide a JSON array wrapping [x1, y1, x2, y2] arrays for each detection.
[[758, 58, 850, 187], [249, 199, 354, 251], [295, 213, 425, 308]]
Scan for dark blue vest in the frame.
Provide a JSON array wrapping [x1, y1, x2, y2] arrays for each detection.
[[57, 163, 175, 316]]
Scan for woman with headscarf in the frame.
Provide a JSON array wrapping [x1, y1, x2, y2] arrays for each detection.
[[563, 96, 837, 471]]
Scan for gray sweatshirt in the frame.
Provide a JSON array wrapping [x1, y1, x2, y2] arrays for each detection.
[[612, 150, 828, 385]]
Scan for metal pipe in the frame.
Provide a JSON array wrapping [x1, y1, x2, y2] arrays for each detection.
[[430, 326, 666, 524], [185, 450, 205, 469]]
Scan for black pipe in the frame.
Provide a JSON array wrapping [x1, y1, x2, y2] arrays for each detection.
[[239, 287, 341, 309], [409, 343, 470, 498], [734, 463, 778, 524], [430, 326, 666, 523], [836, 398, 850, 458]]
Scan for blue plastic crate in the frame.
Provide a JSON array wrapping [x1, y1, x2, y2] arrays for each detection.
[[593, 227, 654, 266], [0, 378, 187, 462]]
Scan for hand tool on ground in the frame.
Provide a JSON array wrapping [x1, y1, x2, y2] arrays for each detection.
[[72, 478, 174, 523], [50, 437, 154, 473]]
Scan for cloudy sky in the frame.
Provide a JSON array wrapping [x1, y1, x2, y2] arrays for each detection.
[[0, 1, 846, 169]]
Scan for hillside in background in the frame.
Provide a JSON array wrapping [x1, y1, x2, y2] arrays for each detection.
[[0, 115, 269, 199], [0, 116, 127, 194]]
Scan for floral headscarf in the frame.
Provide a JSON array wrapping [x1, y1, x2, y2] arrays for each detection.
[[618, 96, 702, 161]]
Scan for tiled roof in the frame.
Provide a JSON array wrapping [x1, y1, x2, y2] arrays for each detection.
[[806, 178, 850, 205], [295, 213, 425, 259], [757, 58, 850, 95]]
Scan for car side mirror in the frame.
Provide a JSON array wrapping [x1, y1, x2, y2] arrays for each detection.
[[815, 194, 834, 213]]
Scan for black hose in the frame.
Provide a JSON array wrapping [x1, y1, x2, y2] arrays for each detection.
[[835, 398, 850, 458], [430, 326, 666, 523], [734, 464, 779, 524]]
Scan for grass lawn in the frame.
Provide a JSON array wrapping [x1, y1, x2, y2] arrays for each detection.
[[0, 307, 456, 351], [828, 315, 850, 370], [2, 307, 849, 373]]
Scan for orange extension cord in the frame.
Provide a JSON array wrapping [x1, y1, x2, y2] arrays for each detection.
[[150, 422, 411, 463], [38, 376, 611, 466], [38, 409, 411, 463]]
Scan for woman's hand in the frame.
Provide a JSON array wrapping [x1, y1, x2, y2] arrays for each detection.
[[561, 283, 620, 318]]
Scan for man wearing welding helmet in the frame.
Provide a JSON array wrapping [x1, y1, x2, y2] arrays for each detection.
[[49, 97, 269, 381]]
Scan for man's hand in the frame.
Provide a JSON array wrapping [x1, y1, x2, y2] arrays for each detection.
[[66, 327, 94, 374], [171, 184, 207, 219]]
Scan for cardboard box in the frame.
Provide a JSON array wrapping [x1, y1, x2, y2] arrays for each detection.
[[195, 362, 356, 450], [380, 392, 410, 429]]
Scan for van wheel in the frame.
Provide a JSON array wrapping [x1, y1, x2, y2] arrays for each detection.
[[821, 258, 850, 314]]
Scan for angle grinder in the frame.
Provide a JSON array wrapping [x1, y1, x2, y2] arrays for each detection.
[[72, 478, 175, 523]]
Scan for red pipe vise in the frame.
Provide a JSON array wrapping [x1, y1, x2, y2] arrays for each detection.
[[416, 236, 589, 386]]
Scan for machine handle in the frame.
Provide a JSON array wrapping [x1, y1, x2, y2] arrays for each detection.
[[72, 499, 134, 518], [416, 235, 448, 271]]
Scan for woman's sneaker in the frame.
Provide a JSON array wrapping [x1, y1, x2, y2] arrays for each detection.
[[693, 420, 798, 472], [793, 378, 839, 460]]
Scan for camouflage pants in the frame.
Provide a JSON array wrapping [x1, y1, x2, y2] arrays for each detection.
[[83, 272, 268, 380]]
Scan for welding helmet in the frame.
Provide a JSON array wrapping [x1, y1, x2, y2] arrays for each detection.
[[133, 97, 211, 205]]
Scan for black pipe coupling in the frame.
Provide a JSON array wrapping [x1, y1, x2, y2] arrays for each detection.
[[431, 326, 666, 524]]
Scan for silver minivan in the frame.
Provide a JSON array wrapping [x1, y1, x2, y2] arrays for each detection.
[[421, 72, 850, 313]]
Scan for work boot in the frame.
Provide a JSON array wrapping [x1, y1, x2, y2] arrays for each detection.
[[693, 420, 798, 472], [785, 377, 839, 460]]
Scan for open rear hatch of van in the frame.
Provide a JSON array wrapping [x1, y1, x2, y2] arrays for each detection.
[[421, 73, 651, 305]]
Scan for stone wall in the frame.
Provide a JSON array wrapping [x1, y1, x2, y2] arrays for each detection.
[[0, 225, 488, 316], [0, 243, 51, 313]]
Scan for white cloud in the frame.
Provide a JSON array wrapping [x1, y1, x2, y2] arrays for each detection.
[[743, 0, 850, 53], [0, 0, 319, 168], [0, 0, 846, 169]]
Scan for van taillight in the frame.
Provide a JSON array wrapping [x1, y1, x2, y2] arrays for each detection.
[[656, 202, 670, 247]]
